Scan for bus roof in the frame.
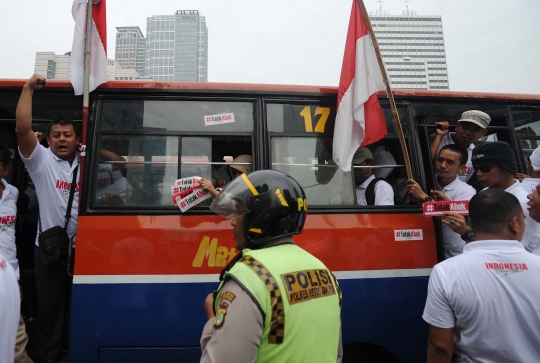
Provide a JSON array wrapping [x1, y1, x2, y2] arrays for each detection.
[[1, 78, 539, 101]]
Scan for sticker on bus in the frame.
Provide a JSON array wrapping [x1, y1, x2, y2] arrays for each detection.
[[171, 177, 210, 212], [394, 229, 423, 241], [423, 201, 469, 217], [204, 112, 235, 126]]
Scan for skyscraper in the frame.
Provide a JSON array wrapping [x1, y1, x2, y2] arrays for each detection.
[[115, 26, 146, 77], [144, 10, 208, 82], [371, 13, 450, 90]]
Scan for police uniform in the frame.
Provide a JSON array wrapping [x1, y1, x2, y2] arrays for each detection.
[[201, 171, 343, 363]]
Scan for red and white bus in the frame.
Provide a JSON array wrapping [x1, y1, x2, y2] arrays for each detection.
[[1, 79, 539, 363]]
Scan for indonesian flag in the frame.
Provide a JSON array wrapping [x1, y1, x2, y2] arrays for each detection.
[[69, 0, 107, 96], [333, 0, 387, 172]]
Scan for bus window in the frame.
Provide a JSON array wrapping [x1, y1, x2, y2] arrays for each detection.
[[271, 137, 355, 206], [100, 99, 254, 132], [512, 110, 540, 159], [94, 99, 254, 208]]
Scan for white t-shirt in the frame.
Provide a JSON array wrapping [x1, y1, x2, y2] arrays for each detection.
[[356, 174, 394, 206], [423, 240, 540, 363], [436, 178, 476, 258], [502, 181, 540, 255], [19, 145, 80, 246], [433, 132, 475, 182], [0, 253, 20, 363], [0, 180, 19, 280], [519, 178, 540, 194]]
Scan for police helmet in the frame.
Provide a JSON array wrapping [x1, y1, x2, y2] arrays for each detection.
[[210, 170, 308, 248]]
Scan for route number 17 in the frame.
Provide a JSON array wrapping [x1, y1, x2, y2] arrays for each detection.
[[299, 106, 330, 133]]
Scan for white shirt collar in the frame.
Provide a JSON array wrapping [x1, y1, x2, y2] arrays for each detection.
[[49, 148, 80, 169], [436, 176, 461, 192], [464, 240, 525, 253]]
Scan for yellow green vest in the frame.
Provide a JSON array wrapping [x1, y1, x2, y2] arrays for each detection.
[[215, 243, 342, 363]]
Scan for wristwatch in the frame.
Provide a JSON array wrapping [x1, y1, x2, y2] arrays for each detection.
[[424, 196, 433, 202], [461, 229, 475, 242]]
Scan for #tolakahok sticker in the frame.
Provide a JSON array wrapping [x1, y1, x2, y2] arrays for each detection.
[[171, 176, 210, 212]]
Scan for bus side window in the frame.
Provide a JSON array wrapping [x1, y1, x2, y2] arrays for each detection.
[[512, 110, 540, 167], [271, 137, 355, 206]]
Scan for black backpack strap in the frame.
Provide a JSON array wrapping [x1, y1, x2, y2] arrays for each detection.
[[365, 177, 384, 206], [64, 164, 79, 230]]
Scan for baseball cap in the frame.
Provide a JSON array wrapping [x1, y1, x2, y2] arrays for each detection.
[[472, 141, 518, 173], [352, 147, 373, 164], [458, 110, 491, 129]]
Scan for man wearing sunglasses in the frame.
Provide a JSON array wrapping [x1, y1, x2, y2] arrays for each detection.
[[429, 110, 491, 183], [407, 144, 476, 258], [445, 141, 540, 254]]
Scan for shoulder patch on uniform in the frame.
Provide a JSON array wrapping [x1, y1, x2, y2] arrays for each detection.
[[213, 301, 229, 329], [220, 291, 236, 303], [0, 258, 5, 270]]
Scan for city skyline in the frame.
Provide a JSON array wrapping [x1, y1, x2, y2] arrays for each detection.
[[0, 0, 538, 94]]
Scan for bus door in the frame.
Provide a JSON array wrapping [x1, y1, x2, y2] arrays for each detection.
[[71, 95, 257, 362], [264, 98, 438, 362]]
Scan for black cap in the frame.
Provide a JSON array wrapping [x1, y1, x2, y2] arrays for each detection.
[[472, 141, 518, 173]]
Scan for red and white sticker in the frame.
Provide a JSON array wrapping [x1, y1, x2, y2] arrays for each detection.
[[171, 177, 210, 212], [423, 200, 469, 217], [173, 186, 210, 212], [174, 177, 202, 187], [394, 229, 423, 241], [204, 113, 235, 126]]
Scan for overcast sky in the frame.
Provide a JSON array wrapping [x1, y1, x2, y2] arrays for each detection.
[[0, 0, 538, 94]]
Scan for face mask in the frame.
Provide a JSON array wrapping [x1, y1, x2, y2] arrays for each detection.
[[354, 168, 369, 185]]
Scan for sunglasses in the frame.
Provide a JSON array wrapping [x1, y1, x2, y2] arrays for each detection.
[[473, 164, 497, 173]]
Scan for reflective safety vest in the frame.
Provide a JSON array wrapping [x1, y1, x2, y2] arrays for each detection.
[[215, 243, 342, 363]]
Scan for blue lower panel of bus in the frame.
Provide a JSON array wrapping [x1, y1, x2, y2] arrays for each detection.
[[69, 277, 429, 363]]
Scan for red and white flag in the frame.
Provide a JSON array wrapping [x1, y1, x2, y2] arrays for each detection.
[[333, 0, 387, 172], [69, 0, 108, 96]]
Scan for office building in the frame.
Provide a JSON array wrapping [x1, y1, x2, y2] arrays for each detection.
[[144, 10, 208, 81], [35, 52, 139, 81], [115, 26, 146, 77], [371, 13, 450, 90]]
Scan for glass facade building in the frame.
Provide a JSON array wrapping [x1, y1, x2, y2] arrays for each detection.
[[371, 14, 450, 90], [115, 26, 146, 77], [144, 10, 208, 82]]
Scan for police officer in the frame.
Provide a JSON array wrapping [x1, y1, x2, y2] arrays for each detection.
[[200, 170, 342, 363]]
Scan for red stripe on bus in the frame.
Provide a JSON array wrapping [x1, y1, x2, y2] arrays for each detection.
[[74, 214, 438, 276]]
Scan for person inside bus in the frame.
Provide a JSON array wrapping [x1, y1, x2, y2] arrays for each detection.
[[407, 145, 476, 258], [201, 154, 252, 198], [429, 110, 491, 183], [423, 189, 540, 363], [352, 147, 394, 206], [443, 141, 540, 255], [16, 74, 79, 363], [95, 147, 133, 206]]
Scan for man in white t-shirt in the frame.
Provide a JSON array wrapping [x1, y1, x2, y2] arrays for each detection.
[[0, 144, 33, 363], [445, 141, 540, 255], [519, 146, 540, 194], [423, 189, 540, 362], [0, 253, 20, 363], [429, 110, 491, 183], [352, 147, 394, 206], [407, 145, 476, 258], [16, 74, 79, 363]]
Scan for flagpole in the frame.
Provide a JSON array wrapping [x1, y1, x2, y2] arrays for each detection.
[[356, 0, 413, 180], [79, 0, 93, 210]]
